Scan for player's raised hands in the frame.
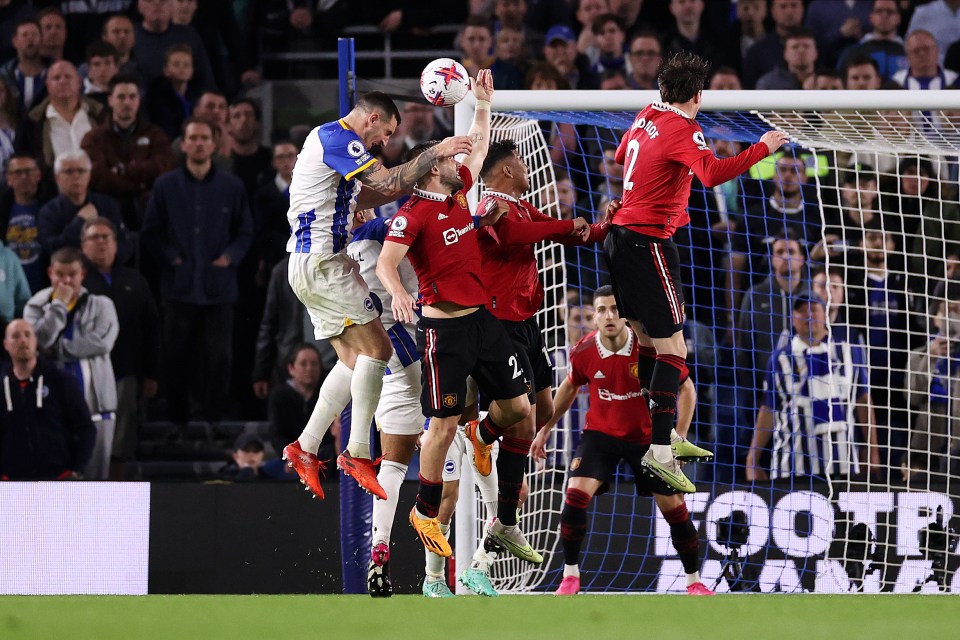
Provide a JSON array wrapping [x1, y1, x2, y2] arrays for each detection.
[[392, 288, 420, 325], [472, 68, 494, 102], [434, 135, 473, 158], [760, 130, 790, 154]]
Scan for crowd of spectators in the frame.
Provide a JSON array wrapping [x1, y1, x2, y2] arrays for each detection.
[[0, 0, 957, 486]]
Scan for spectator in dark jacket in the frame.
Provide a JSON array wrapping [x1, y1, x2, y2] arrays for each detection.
[[251, 256, 335, 399], [741, 0, 805, 88], [252, 140, 295, 271], [0, 19, 48, 115], [0, 318, 96, 479], [82, 74, 173, 232], [145, 42, 196, 141], [38, 149, 130, 261], [133, 0, 217, 93], [81, 217, 160, 474], [267, 343, 335, 464], [142, 116, 252, 425]]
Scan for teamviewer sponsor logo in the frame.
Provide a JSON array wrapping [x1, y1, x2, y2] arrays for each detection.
[[597, 388, 643, 402], [442, 223, 474, 246]]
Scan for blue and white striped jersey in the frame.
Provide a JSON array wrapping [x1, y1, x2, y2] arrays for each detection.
[[764, 335, 869, 480], [286, 119, 377, 256], [347, 217, 419, 373]]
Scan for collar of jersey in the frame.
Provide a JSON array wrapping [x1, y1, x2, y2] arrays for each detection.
[[413, 187, 447, 202], [651, 102, 691, 119], [595, 328, 634, 358], [485, 190, 519, 204]]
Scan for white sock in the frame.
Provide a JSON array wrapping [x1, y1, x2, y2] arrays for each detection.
[[564, 564, 580, 578], [470, 437, 499, 521], [371, 460, 407, 546], [652, 443, 673, 464], [686, 571, 701, 587], [471, 546, 495, 572], [346, 355, 387, 459], [424, 522, 451, 579], [298, 361, 353, 453]]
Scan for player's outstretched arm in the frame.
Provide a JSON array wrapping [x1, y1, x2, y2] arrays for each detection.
[[356, 135, 474, 200], [745, 406, 774, 481], [460, 69, 494, 181], [690, 130, 790, 188], [376, 241, 419, 324], [531, 377, 578, 460]]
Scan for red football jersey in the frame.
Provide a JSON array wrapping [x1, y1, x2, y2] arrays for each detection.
[[613, 102, 768, 239], [385, 164, 486, 308], [477, 192, 610, 322], [568, 328, 689, 444]]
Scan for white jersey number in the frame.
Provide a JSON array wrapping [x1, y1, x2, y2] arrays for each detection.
[[622, 139, 640, 191]]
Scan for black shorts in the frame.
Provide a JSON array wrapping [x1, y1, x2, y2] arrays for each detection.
[[569, 430, 680, 497], [603, 225, 685, 339], [416, 307, 529, 418], [500, 317, 554, 402]]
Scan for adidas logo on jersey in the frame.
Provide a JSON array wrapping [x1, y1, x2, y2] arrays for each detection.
[[594, 371, 606, 379], [438, 213, 448, 220]]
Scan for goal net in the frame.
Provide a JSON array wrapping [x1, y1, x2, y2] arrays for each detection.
[[454, 90, 960, 594]]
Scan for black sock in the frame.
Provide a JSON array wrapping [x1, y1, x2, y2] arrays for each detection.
[[663, 503, 700, 574], [637, 346, 657, 389], [495, 436, 530, 525], [560, 487, 591, 566], [649, 354, 684, 446], [477, 414, 507, 445], [416, 474, 442, 519]]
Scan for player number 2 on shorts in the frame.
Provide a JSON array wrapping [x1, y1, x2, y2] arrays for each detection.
[[508, 355, 522, 379]]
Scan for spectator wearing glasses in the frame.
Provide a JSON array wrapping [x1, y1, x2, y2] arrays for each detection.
[[893, 29, 958, 90], [626, 31, 661, 90], [0, 154, 54, 292], [81, 217, 160, 477], [838, 0, 906, 81], [37, 150, 130, 262]]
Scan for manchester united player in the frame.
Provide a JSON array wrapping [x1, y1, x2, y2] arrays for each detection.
[[376, 70, 542, 565], [531, 286, 714, 595], [605, 51, 788, 492], [463, 140, 611, 479]]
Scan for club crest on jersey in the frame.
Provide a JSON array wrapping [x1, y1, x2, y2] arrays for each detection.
[[629, 363, 639, 379], [347, 140, 365, 157], [692, 131, 709, 151], [443, 393, 457, 408], [444, 459, 457, 474], [363, 297, 375, 312], [455, 193, 467, 208], [571, 457, 582, 471]]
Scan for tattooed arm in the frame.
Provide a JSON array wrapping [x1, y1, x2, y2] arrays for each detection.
[[354, 135, 473, 209]]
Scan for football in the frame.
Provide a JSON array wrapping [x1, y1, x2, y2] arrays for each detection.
[[420, 58, 469, 107]]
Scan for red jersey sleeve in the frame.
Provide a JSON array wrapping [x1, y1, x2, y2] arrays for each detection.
[[566, 338, 592, 387], [690, 143, 769, 188], [384, 205, 425, 247], [488, 207, 574, 246]]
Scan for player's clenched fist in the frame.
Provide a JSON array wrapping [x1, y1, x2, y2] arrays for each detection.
[[760, 130, 790, 154]]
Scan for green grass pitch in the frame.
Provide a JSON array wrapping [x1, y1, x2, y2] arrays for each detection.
[[1, 594, 957, 640]]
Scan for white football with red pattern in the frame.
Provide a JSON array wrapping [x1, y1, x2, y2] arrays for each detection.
[[420, 58, 469, 107]]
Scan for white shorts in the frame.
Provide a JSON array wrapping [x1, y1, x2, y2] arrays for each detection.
[[287, 252, 380, 339], [376, 363, 425, 436]]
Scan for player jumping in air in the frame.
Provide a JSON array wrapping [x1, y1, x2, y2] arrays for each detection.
[[605, 51, 788, 492], [531, 286, 714, 595], [283, 91, 472, 501], [377, 70, 543, 566]]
